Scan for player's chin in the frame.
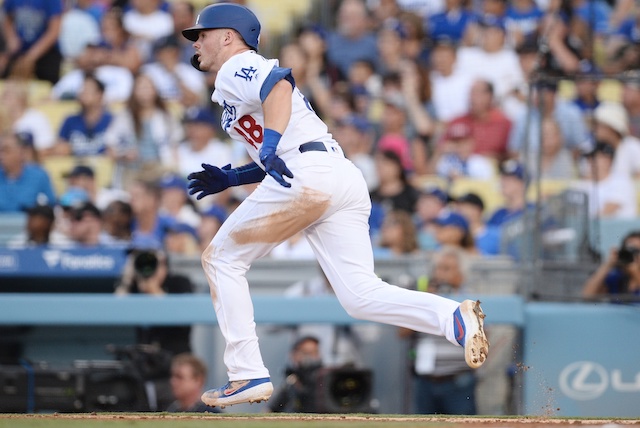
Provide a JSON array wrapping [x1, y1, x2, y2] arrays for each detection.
[[198, 58, 211, 71]]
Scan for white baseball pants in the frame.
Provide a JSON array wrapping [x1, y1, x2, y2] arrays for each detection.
[[201, 144, 461, 381]]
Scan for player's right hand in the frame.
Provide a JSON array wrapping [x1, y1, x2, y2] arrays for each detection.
[[260, 153, 294, 188], [187, 163, 232, 199]]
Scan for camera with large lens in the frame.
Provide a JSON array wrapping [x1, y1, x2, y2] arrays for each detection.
[[314, 366, 373, 413], [133, 251, 159, 278], [283, 363, 373, 413], [617, 247, 639, 267]]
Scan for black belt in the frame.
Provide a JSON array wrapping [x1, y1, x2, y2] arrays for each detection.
[[299, 141, 327, 153]]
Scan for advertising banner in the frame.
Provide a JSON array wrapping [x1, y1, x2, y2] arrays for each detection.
[[524, 303, 640, 417]]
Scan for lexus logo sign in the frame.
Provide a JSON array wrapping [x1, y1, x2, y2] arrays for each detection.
[[559, 361, 640, 400], [559, 361, 608, 400]]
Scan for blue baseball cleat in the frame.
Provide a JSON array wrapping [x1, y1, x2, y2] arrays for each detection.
[[201, 377, 273, 409], [453, 300, 489, 369]]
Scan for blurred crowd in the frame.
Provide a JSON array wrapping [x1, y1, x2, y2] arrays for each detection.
[[1, 0, 640, 261], [3, 0, 640, 415]]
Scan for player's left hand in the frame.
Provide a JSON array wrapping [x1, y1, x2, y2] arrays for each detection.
[[187, 163, 233, 199], [260, 153, 294, 188]]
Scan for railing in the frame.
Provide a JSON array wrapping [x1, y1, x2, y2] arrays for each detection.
[[0, 244, 601, 300]]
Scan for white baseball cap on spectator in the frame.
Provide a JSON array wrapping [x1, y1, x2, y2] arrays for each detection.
[[594, 102, 629, 136]]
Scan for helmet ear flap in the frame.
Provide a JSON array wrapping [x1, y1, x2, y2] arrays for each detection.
[[191, 54, 204, 72]]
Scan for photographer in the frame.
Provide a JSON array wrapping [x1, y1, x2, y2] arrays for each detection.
[[399, 246, 477, 415], [115, 247, 194, 355], [267, 336, 323, 413], [166, 353, 216, 413], [582, 231, 640, 299]]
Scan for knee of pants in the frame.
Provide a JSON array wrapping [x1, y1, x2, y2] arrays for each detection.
[[201, 242, 248, 277], [200, 242, 216, 270]]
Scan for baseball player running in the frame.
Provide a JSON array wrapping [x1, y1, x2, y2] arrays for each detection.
[[182, 3, 489, 409]]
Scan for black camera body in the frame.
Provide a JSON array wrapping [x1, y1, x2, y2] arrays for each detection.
[[284, 363, 373, 413], [314, 367, 373, 413], [133, 250, 159, 278], [617, 247, 639, 267]]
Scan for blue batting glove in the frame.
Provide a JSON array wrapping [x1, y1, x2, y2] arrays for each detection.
[[259, 153, 294, 188], [259, 129, 293, 188], [187, 163, 236, 200]]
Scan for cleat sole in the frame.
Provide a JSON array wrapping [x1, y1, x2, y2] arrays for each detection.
[[460, 300, 490, 369]]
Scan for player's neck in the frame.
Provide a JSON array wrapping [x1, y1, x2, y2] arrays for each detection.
[[225, 46, 251, 63]]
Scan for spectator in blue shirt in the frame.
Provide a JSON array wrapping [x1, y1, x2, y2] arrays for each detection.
[[0, 132, 56, 212], [415, 187, 450, 251], [433, 210, 476, 254], [509, 80, 589, 158], [0, 0, 64, 83], [487, 160, 533, 227], [613, 13, 640, 47], [573, 0, 612, 35], [427, 0, 476, 44], [326, 0, 380, 79], [504, 0, 543, 46], [606, 16, 640, 73], [51, 73, 113, 157], [455, 193, 501, 256], [572, 61, 601, 129], [129, 178, 180, 250]]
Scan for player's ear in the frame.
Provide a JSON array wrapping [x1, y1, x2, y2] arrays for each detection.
[[225, 29, 238, 46]]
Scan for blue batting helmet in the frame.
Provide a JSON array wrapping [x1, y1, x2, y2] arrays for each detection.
[[182, 3, 261, 51]]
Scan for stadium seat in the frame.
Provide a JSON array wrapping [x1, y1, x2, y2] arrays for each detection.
[[448, 178, 503, 214], [0, 79, 53, 104], [412, 174, 448, 192], [33, 100, 80, 133], [166, 100, 185, 120], [250, 0, 312, 34], [42, 155, 115, 196], [526, 179, 573, 201], [188, 0, 213, 9], [558, 79, 622, 102]]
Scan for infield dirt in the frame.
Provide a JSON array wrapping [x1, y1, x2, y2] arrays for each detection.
[[1, 413, 640, 428]]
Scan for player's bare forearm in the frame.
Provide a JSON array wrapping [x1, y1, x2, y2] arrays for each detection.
[[262, 79, 293, 134]]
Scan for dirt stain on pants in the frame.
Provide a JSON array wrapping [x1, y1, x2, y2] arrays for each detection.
[[230, 187, 331, 245], [201, 243, 218, 302]]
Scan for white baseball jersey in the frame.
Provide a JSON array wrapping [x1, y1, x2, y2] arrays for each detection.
[[212, 51, 335, 165]]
